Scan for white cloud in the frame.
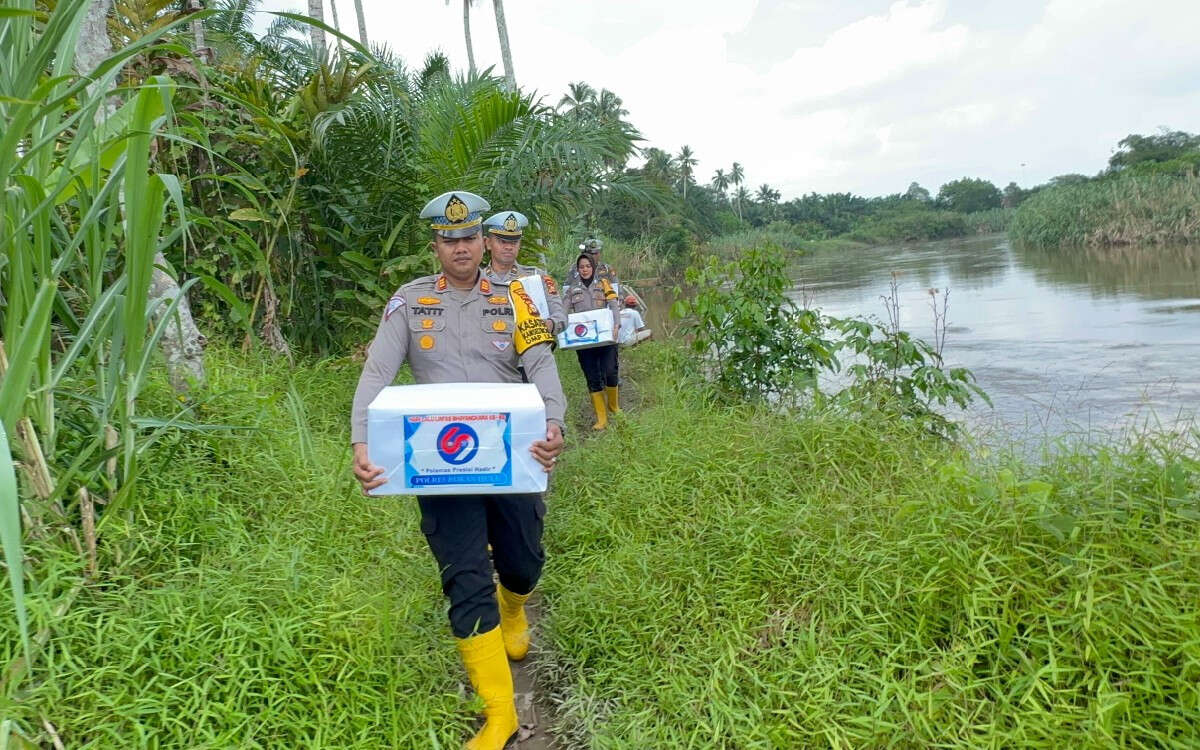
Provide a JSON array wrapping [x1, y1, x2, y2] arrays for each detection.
[[260, 0, 1200, 198]]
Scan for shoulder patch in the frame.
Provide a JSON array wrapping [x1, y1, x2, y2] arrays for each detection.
[[543, 275, 558, 295], [384, 295, 405, 321], [436, 276, 448, 292], [480, 278, 492, 295], [417, 296, 441, 305]]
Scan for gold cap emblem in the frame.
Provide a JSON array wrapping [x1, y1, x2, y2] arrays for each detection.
[[444, 195, 469, 223], [503, 214, 518, 232]]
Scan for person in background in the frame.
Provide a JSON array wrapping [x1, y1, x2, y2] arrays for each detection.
[[350, 191, 565, 750], [618, 295, 651, 347], [564, 237, 618, 289], [482, 210, 566, 336], [565, 253, 620, 429]]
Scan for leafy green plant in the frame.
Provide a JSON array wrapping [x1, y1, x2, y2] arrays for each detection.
[[673, 244, 988, 428], [830, 277, 990, 435], [0, 0, 198, 677], [673, 243, 838, 403]]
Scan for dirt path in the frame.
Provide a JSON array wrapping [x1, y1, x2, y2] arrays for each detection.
[[510, 595, 560, 749]]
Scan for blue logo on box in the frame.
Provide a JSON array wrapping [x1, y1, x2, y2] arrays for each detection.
[[436, 423, 479, 464]]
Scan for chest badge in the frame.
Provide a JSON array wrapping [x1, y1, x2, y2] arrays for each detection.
[[419, 335, 435, 350], [489, 295, 509, 305], [492, 340, 511, 351], [422, 319, 434, 329], [417, 296, 441, 305], [492, 320, 508, 332]]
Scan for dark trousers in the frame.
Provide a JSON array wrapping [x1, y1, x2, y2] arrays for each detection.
[[417, 494, 546, 638], [575, 344, 619, 393]]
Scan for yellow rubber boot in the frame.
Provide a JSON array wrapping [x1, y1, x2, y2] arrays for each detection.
[[456, 627, 518, 750], [605, 386, 620, 414], [496, 584, 531, 661], [589, 392, 608, 430]]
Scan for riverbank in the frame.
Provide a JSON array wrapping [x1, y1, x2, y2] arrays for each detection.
[[1010, 173, 1200, 247], [2, 345, 1197, 746]]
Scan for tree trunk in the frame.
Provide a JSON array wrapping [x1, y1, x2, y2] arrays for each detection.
[[76, 0, 206, 392], [75, 0, 116, 110], [307, 0, 326, 60], [491, 0, 515, 89], [328, 0, 344, 52], [148, 255, 207, 391], [353, 0, 368, 46], [463, 0, 476, 77]]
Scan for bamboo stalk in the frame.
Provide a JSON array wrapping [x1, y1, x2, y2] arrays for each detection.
[[40, 717, 66, 750], [78, 487, 97, 577], [104, 424, 118, 503], [15, 418, 54, 505]]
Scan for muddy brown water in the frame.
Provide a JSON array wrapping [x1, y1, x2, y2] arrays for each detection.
[[632, 236, 1200, 442], [797, 235, 1200, 441]]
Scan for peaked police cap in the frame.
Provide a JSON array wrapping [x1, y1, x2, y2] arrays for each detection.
[[483, 210, 529, 238], [419, 191, 490, 237]]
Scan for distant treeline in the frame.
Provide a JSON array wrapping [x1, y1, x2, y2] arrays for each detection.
[[1010, 131, 1200, 248], [589, 127, 1200, 254]]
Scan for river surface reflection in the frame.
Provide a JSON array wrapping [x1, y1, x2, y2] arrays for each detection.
[[794, 234, 1200, 440]]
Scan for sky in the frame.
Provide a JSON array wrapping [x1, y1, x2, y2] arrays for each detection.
[[257, 0, 1200, 200]]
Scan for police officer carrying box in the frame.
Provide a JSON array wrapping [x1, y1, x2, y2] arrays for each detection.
[[482, 210, 567, 336], [564, 251, 621, 430], [565, 236, 619, 289], [350, 191, 565, 750]]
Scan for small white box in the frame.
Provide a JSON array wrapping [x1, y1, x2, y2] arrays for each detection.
[[513, 274, 549, 318], [557, 309, 616, 350], [367, 383, 547, 496]]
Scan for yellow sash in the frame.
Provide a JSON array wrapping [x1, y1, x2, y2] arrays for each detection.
[[509, 278, 555, 354]]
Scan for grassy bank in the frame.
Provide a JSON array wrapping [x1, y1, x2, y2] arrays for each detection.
[[539, 346, 1200, 747], [1010, 174, 1200, 247], [3, 345, 1197, 747], [0, 351, 472, 747]]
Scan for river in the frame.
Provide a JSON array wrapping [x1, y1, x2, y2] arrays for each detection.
[[795, 234, 1200, 441], [638, 234, 1199, 442]]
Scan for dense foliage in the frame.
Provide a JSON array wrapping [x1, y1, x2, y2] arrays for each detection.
[[674, 244, 987, 433]]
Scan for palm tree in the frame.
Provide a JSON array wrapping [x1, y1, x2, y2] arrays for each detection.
[[730, 161, 745, 219], [594, 89, 628, 123], [307, 0, 325, 59], [676, 145, 696, 200], [756, 183, 781, 219], [558, 81, 596, 117], [734, 186, 750, 221], [711, 168, 729, 201], [642, 148, 675, 185], [353, 0, 368, 46], [492, 0, 515, 89], [446, 0, 476, 77], [328, 0, 344, 52]]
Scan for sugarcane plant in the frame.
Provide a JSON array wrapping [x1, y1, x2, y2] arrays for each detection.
[[0, 0, 198, 678]]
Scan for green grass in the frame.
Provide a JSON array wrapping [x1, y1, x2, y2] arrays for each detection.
[[0, 348, 472, 747], [538, 346, 1200, 748], [1010, 174, 1200, 247], [3, 344, 1198, 747]]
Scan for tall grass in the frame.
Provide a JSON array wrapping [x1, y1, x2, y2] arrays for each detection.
[[0, 348, 475, 747], [1, 0, 192, 676], [1010, 174, 1200, 247], [537, 345, 1200, 747]]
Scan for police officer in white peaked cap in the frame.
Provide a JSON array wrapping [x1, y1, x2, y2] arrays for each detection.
[[351, 189, 565, 750], [482, 211, 567, 336]]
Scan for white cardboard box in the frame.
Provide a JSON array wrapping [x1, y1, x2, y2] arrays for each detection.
[[557, 309, 617, 350], [367, 383, 547, 496], [513, 273, 549, 318]]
